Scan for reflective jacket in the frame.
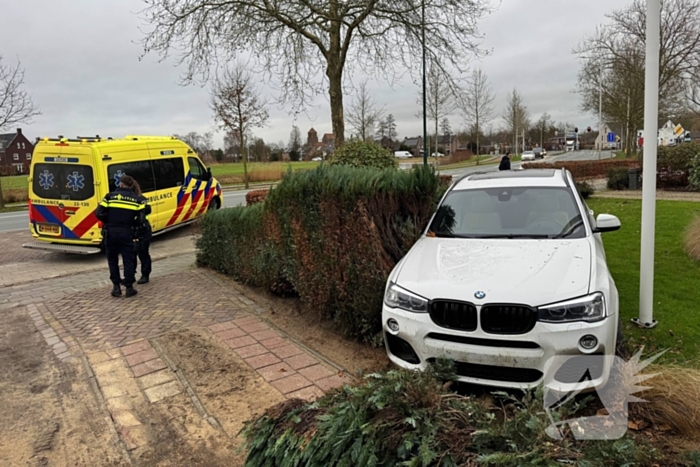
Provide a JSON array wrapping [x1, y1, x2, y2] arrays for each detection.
[[95, 188, 151, 234]]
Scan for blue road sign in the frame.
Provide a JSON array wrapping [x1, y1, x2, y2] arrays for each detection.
[[607, 132, 615, 143]]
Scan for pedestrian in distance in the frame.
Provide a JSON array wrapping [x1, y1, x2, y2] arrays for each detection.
[[95, 175, 149, 298], [129, 178, 152, 285], [499, 151, 512, 171]]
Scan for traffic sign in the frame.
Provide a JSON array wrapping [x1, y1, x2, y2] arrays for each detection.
[[674, 124, 684, 136], [607, 132, 615, 143]]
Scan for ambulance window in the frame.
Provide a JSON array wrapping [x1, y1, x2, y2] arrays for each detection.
[[188, 157, 206, 180], [108, 161, 156, 193], [32, 163, 95, 201], [152, 158, 185, 190]]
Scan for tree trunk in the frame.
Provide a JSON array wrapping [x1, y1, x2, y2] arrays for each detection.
[[241, 134, 249, 189], [327, 65, 345, 147], [0, 176, 5, 209]]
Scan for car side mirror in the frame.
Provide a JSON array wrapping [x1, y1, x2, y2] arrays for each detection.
[[593, 213, 621, 233], [204, 167, 212, 181]]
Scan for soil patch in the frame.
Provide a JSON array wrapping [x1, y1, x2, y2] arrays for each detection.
[[156, 328, 285, 455], [0, 306, 127, 466]]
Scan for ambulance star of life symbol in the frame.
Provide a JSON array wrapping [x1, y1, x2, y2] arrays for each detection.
[[543, 347, 667, 441], [67, 171, 85, 192], [114, 170, 124, 186], [39, 170, 54, 190], [474, 291, 485, 299]]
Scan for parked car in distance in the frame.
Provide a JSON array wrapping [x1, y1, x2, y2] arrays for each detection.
[[521, 150, 536, 161], [311, 156, 323, 161], [382, 169, 622, 392], [394, 151, 413, 159], [533, 147, 546, 159], [431, 152, 445, 158]]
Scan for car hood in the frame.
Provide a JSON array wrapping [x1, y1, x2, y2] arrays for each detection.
[[395, 237, 592, 306]]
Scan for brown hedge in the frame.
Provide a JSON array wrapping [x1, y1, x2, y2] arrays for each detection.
[[197, 165, 445, 343], [245, 189, 269, 206], [521, 159, 640, 179]]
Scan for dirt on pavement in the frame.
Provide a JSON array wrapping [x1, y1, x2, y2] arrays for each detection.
[[0, 306, 127, 466], [156, 328, 284, 448]]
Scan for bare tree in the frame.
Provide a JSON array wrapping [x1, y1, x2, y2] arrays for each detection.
[[288, 125, 302, 161], [224, 130, 240, 162], [346, 81, 384, 141], [210, 63, 269, 188], [419, 63, 458, 157], [174, 131, 214, 154], [0, 55, 40, 208], [0, 56, 40, 131], [502, 88, 529, 154], [575, 0, 700, 152], [462, 68, 494, 162], [385, 114, 398, 143], [139, 0, 490, 147], [535, 113, 552, 148]]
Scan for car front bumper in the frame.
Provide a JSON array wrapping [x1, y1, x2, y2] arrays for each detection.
[[382, 304, 617, 391]]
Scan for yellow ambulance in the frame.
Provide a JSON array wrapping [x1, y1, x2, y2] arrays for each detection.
[[24, 135, 223, 254]]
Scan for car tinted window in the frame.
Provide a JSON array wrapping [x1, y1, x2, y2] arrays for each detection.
[[107, 161, 156, 193], [187, 157, 206, 179], [152, 157, 185, 189], [32, 163, 95, 201], [429, 187, 585, 239]]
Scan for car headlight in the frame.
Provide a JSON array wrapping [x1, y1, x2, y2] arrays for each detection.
[[538, 293, 606, 323], [384, 283, 428, 313]]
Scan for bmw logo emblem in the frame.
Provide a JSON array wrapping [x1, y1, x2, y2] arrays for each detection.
[[474, 291, 486, 299]]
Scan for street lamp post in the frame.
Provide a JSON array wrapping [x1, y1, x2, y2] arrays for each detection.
[[598, 61, 603, 160], [634, 0, 661, 329], [422, 0, 428, 167]]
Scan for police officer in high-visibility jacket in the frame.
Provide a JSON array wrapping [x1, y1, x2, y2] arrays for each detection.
[[95, 175, 150, 298]]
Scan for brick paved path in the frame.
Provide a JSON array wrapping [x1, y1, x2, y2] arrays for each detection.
[[2, 233, 351, 460]]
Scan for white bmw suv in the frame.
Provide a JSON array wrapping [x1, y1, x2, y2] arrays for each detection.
[[383, 169, 622, 391]]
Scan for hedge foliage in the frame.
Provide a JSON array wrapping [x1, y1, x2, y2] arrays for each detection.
[[607, 167, 630, 190], [197, 165, 446, 342], [521, 159, 639, 179], [575, 180, 595, 199], [241, 364, 661, 467], [328, 140, 398, 170]]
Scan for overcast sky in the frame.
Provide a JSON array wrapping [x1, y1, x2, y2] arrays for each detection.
[[1, 0, 632, 148]]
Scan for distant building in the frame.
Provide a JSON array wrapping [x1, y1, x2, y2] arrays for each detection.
[[658, 120, 682, 146], [403, 136, 423, 157], [0, 128, 34, 175]]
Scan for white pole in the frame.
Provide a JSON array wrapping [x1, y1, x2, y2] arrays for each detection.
[[634, 0, 661, 329], [598, 62, 603, 160]]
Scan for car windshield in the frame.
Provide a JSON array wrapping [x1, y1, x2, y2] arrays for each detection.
[[429, 186, 586, 239]]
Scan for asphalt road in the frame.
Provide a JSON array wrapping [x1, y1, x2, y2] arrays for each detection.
[[440, 149, 614, 179], [0, 150, 614, 235], [0, 189, 252, 234]]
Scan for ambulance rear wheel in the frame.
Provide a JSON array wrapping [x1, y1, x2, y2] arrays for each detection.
[[208, 197, 221, 211]]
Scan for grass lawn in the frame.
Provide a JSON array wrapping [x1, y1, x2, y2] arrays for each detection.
[[1, 175, 28, 190], [208, 161, 319, 176], [587, 197, 700, 365]]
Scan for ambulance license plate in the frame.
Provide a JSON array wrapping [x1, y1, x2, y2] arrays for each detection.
[[38, 224, 61, 235]]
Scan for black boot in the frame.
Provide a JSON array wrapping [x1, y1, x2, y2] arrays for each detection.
[[125, 286, 138, 298], [111, 286, 122, 297], [137, 275, 149, 285]]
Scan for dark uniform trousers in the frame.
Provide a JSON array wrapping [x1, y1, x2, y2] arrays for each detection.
[[107, 229, 137, 287], [96, 188, 148, 289], [135, 225, 152, 278]]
